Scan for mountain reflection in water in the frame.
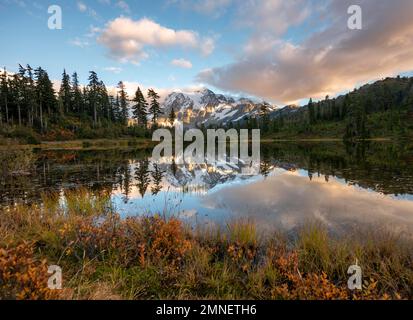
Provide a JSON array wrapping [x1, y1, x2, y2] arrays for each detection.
[[1, 141, 413, 234]]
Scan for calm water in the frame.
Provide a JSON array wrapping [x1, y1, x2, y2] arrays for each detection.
[[2, 142, 413, 234]]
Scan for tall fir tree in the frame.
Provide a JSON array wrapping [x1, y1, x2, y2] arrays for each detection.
[[34, 67, 57, 130], [148, 88, 161, 124], [1, 67, 9, 124], [259, 102, 271, 133], [88, 71, 100, 126], [132, 87, 148, 127], [25, 64, 36, 126], [168, 107, 176, 126], [308, 98, 315, 125], [118, 81, 128, 125], [98, 81, 111, 122], [71, 72, 83, 115], [59, 69, 71, 114]]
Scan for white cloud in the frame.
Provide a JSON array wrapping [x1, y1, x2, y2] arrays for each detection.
[[171, 58, 193, 69], [69, 38, 90, 48], [168, 0, 233, 18], [77, 1, 87, 12], [85, 25, 101, 38], [77, 1, 100, 20], [200, 37, 215, 56], [105, 81, 205, 103], [98, 17, 214, 63], [116, 0, 130, 13], [103, 66, 123, 74]]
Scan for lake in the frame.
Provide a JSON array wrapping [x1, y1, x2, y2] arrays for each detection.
[[2, 141, 413, 235]]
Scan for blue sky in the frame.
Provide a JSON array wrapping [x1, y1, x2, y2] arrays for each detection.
[[0, 0, 230, 89], [1, 0, 413, 105]]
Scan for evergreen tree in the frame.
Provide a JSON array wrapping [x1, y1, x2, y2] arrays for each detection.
[[25, 64, 36, 126], [34, 67, 44, 130], [132, 87, 148, 127], [148, 88, 162, 124], [88, 71, 100, 126], [108, 95, 116, 122], [59, 69, 71, 114], [113, 94, 121, 123], [259, 102, 271, 133], [71, 72, 83, 115], [0, 67, 9, 124], [150, 164, 164, 195], [118, 81, 128, 125], [308, 98, 315, 125], [135, 159, 150, 197], [168, 107, 176, 126], [344, 96, 368, 140], [34, 67, 56, 130], [16, 65, 27, 125], [98, 81, 111, 122], [340, 94, 350, 120]]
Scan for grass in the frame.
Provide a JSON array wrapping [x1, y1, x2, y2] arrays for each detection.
[[0, 189, 412, 300], [0, 131, 155, 151]]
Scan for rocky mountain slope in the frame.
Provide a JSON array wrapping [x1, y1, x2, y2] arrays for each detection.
[[159, 88, 278, 127]]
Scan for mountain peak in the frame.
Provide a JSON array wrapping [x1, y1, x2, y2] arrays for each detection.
[[160, 88, 278, 127]]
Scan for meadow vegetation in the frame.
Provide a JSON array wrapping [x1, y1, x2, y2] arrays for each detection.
[[0, 189, 412, 300]]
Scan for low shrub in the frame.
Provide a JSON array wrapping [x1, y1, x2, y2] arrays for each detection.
[[0, 242, 59, 300]]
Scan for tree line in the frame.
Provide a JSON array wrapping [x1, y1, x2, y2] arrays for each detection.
[[229, 76, 413, 140], [0, 64, 163, 136]]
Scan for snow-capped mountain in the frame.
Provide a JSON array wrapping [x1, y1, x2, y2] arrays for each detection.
[[159, 88, 277, 127]]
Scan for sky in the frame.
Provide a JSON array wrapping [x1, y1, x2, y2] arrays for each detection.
[[1, 0, 413, 105]]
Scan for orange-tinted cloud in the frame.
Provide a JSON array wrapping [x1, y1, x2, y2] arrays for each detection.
[[198, 0, 413, 104]]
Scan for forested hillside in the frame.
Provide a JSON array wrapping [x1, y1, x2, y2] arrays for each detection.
[[0, 65, 156, 143], [239, 76, 413, 140]]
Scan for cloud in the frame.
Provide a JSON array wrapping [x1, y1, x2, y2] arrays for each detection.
[[103, 66, 123, 74], [236, 0, 311, 37], [103, 80, 207, 106], [85, 25, 101, 38], [202, 171, 413, 233], [193, 0, 232, 14], [198, 0, 413, 104], [105, 81, 199, 102], [115, 0, 130, 13], [77, 1, 87, 12], [69, 38, 90, 48], [200, 36, 215, 56], [171, 58, 193, 69], [97, 17, 214, 64], [77, 1, 99, 20], [168, 0, 233, 18]]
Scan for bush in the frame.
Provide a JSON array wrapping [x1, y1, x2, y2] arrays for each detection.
[[0, 242, 59, 300], [5, 126, 41, 144]]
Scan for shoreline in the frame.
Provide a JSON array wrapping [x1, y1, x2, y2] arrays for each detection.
[[0, 136, 401, 151]]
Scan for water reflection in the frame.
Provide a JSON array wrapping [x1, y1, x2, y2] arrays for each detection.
[[201, 171, 413, 234], [1, 142, 413, 233]]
